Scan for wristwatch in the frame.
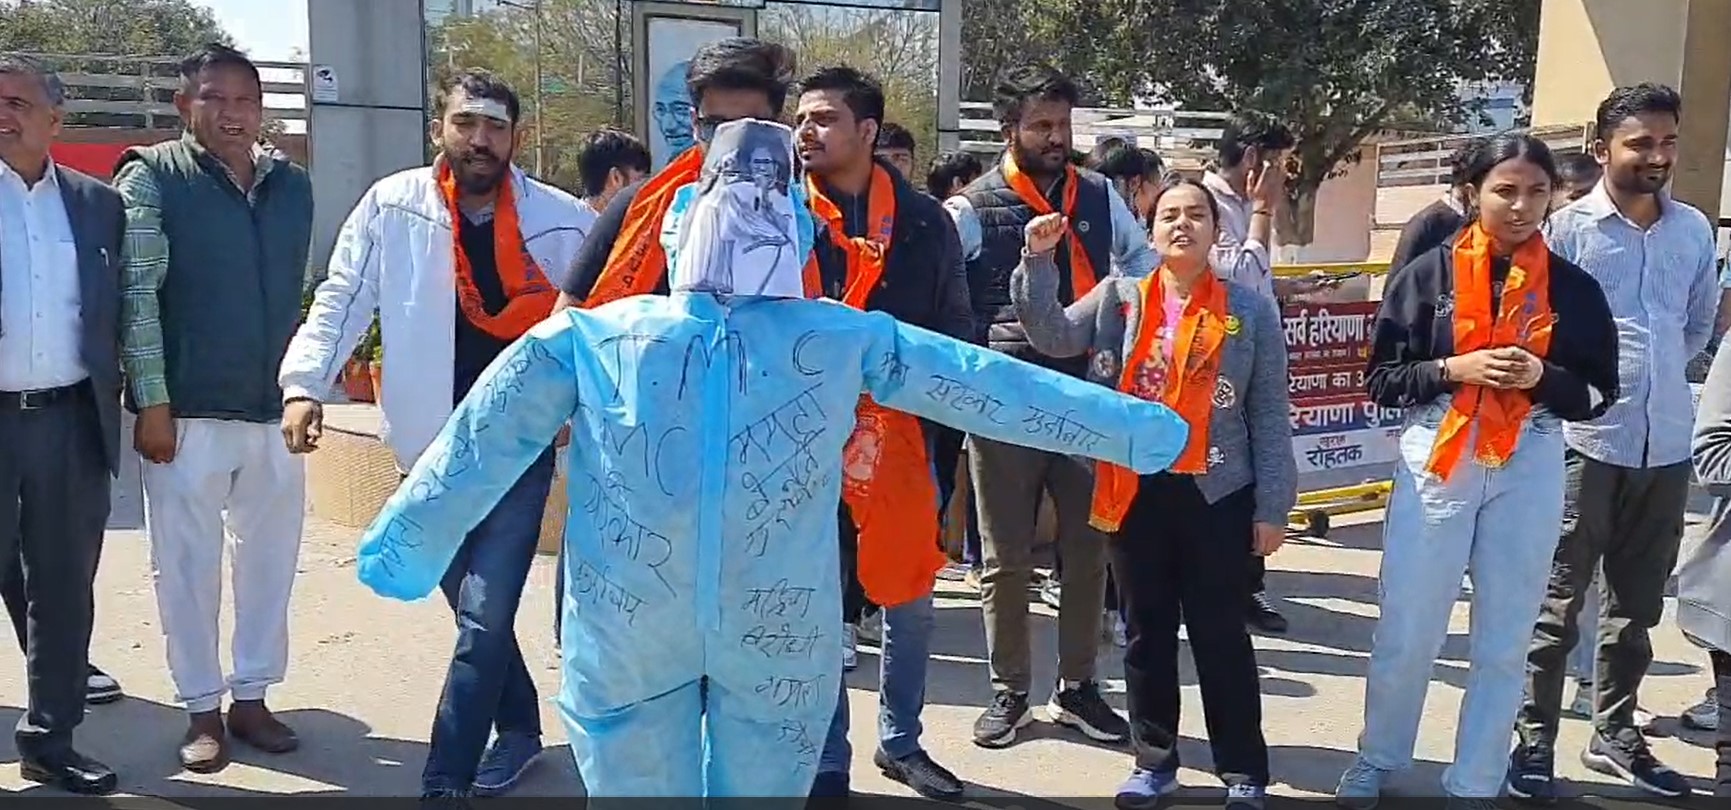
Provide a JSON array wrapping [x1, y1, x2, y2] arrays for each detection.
[[1436, 358, 1451, 382]]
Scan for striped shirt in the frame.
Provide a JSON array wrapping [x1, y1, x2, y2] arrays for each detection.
[[1203, 170, 1274, 299], [1546, 182, 1719, 468], [114, 134, 275, 409]]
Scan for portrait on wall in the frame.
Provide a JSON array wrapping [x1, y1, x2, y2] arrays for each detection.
[[668, 120, 805, 298], [634, 4, 756, 170]]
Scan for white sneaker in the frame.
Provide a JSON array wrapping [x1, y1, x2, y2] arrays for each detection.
[[842, 624, 858, 672], [1039, 579, 1062, 609], [1111, 614, 1128, 648], [856, 611, 883, 645]]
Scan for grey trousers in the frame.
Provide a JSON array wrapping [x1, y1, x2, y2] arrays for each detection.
[[1517, 450, 1692, 748], [0, 387, 110, 758], [969, 435, 1106, 694]]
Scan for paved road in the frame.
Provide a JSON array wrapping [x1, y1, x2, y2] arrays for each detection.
[[0, 505, 1721, 802]]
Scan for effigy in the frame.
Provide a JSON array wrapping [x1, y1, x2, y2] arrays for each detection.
[[351, 119, 1189, 799]]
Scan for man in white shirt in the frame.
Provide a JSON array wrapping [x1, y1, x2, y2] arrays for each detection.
[[279, 69, 591, 800], [1203, 112, 1295, 636], [0, 55, 126, 795]]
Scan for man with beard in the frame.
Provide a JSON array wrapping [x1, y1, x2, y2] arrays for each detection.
[[1503, 83, 1719, 804], [555, 37, 796, 308], [942, 63, 1154, 750], [792, 64, 973, 800], [278, 69, 592, 799], [114, 44, 313, 774]]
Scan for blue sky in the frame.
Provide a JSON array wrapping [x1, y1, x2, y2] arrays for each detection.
[[201, 0, 309, 61]]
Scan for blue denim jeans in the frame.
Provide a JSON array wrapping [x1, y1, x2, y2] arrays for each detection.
[[819, 448, 943, 775], [422, 449, 556, 791], [818, 592, 936, 773], [1356, 402, 1566, 797]]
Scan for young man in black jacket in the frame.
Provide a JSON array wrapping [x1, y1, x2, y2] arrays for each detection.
[[793, 64, 973, 801]]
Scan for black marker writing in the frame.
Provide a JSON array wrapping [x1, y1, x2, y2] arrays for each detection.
[[743, 579, 816, 619], [924, 374, 1010, 424], [756, 674, 823, 709], [740, 623, 822, 659]]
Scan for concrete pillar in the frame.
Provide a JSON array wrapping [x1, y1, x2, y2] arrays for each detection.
[[305, 0, 431, 273], [936, 0, 962, 154], [1531, 0, 1731, 221]]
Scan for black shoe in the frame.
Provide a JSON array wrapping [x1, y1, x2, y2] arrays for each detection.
[[20, 749, 117, 795], [1247, 591, 1288, 634], [972, 690, 1032, 748], [84, 666, 122, 705], [1047, 680, 1129, 743], [874, 748, 964, 800], [1505, 743, 1557, 804], [809, 770, 850, 798], [1580, 733, 1690, 798]]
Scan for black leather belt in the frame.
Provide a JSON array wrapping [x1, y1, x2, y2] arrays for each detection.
[[0, 382, 86, 411]]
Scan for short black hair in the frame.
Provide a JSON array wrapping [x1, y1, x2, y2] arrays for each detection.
[[178, 43, 260, 92], [1594, 82, 1682, 142], [925, 150, 983, 198], [1557, 151, 1602, 186], [796, 64, 885, 130], [576, 128, 651, 197], [991, 63, 1081, 128], [1447, 137, 1485, 187], [687, 38, 796, 114], [1087, 143, 1163, 184], [434, 68, 522, 124], [1461, 133, 1559, 217], [1217, 112, 1295, 168], [876, 122, 915, 153], [1150, 177, 1222, 230], [1089, 137, 1129, 164]]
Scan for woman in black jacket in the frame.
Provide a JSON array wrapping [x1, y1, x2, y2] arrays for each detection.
[[1335, 133, 1619, 806]]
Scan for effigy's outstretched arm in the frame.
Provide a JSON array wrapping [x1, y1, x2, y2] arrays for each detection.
[[858, 310, 1189, 476], [354, 315, 581, 601]]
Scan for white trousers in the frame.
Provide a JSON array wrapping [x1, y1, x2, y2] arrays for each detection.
[[142, 419, 305, 713]]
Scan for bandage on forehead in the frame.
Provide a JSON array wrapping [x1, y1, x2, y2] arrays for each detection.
[[454, 94, 512, 123]]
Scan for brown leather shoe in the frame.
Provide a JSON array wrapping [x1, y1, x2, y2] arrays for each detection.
[[226, 700, 299, 754], [180, 711, 230, 773]]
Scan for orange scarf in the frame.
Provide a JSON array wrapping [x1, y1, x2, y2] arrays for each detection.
[[586, 146, 822, 306], [436, 158, 559, 340], [1003, 152, 1099, 301], [807, 166, 946, 607], [1425, 222, 1554, 481], [1088, 267, 1230, 532]]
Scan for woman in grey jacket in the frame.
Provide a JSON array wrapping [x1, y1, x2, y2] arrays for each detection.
[[1682, 338, 1731, 796], [1012, 176, 1296, 809]]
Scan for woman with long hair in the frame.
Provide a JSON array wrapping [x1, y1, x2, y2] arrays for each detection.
[[1335, 133, 1619, 807], [1012, 167, 1296, 809]]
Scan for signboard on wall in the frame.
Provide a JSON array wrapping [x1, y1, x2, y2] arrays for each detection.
[[633, 2, 758, 170], [1283, 301, 1403, 476]]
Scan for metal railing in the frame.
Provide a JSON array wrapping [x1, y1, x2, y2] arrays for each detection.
[[1374, 123, 1590, 188], [955, 101, 1227, 169], [18, 53, 309, 130]]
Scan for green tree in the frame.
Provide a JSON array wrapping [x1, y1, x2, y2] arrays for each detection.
[[761, 5, 940, 159], [961, 0, 1540, 245], [0, 0, 231, 57]]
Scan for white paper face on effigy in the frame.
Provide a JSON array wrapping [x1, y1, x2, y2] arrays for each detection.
[[668, 119, 807, 299]]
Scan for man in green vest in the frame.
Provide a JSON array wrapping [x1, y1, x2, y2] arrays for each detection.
[[113, 43, 314, 775]]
